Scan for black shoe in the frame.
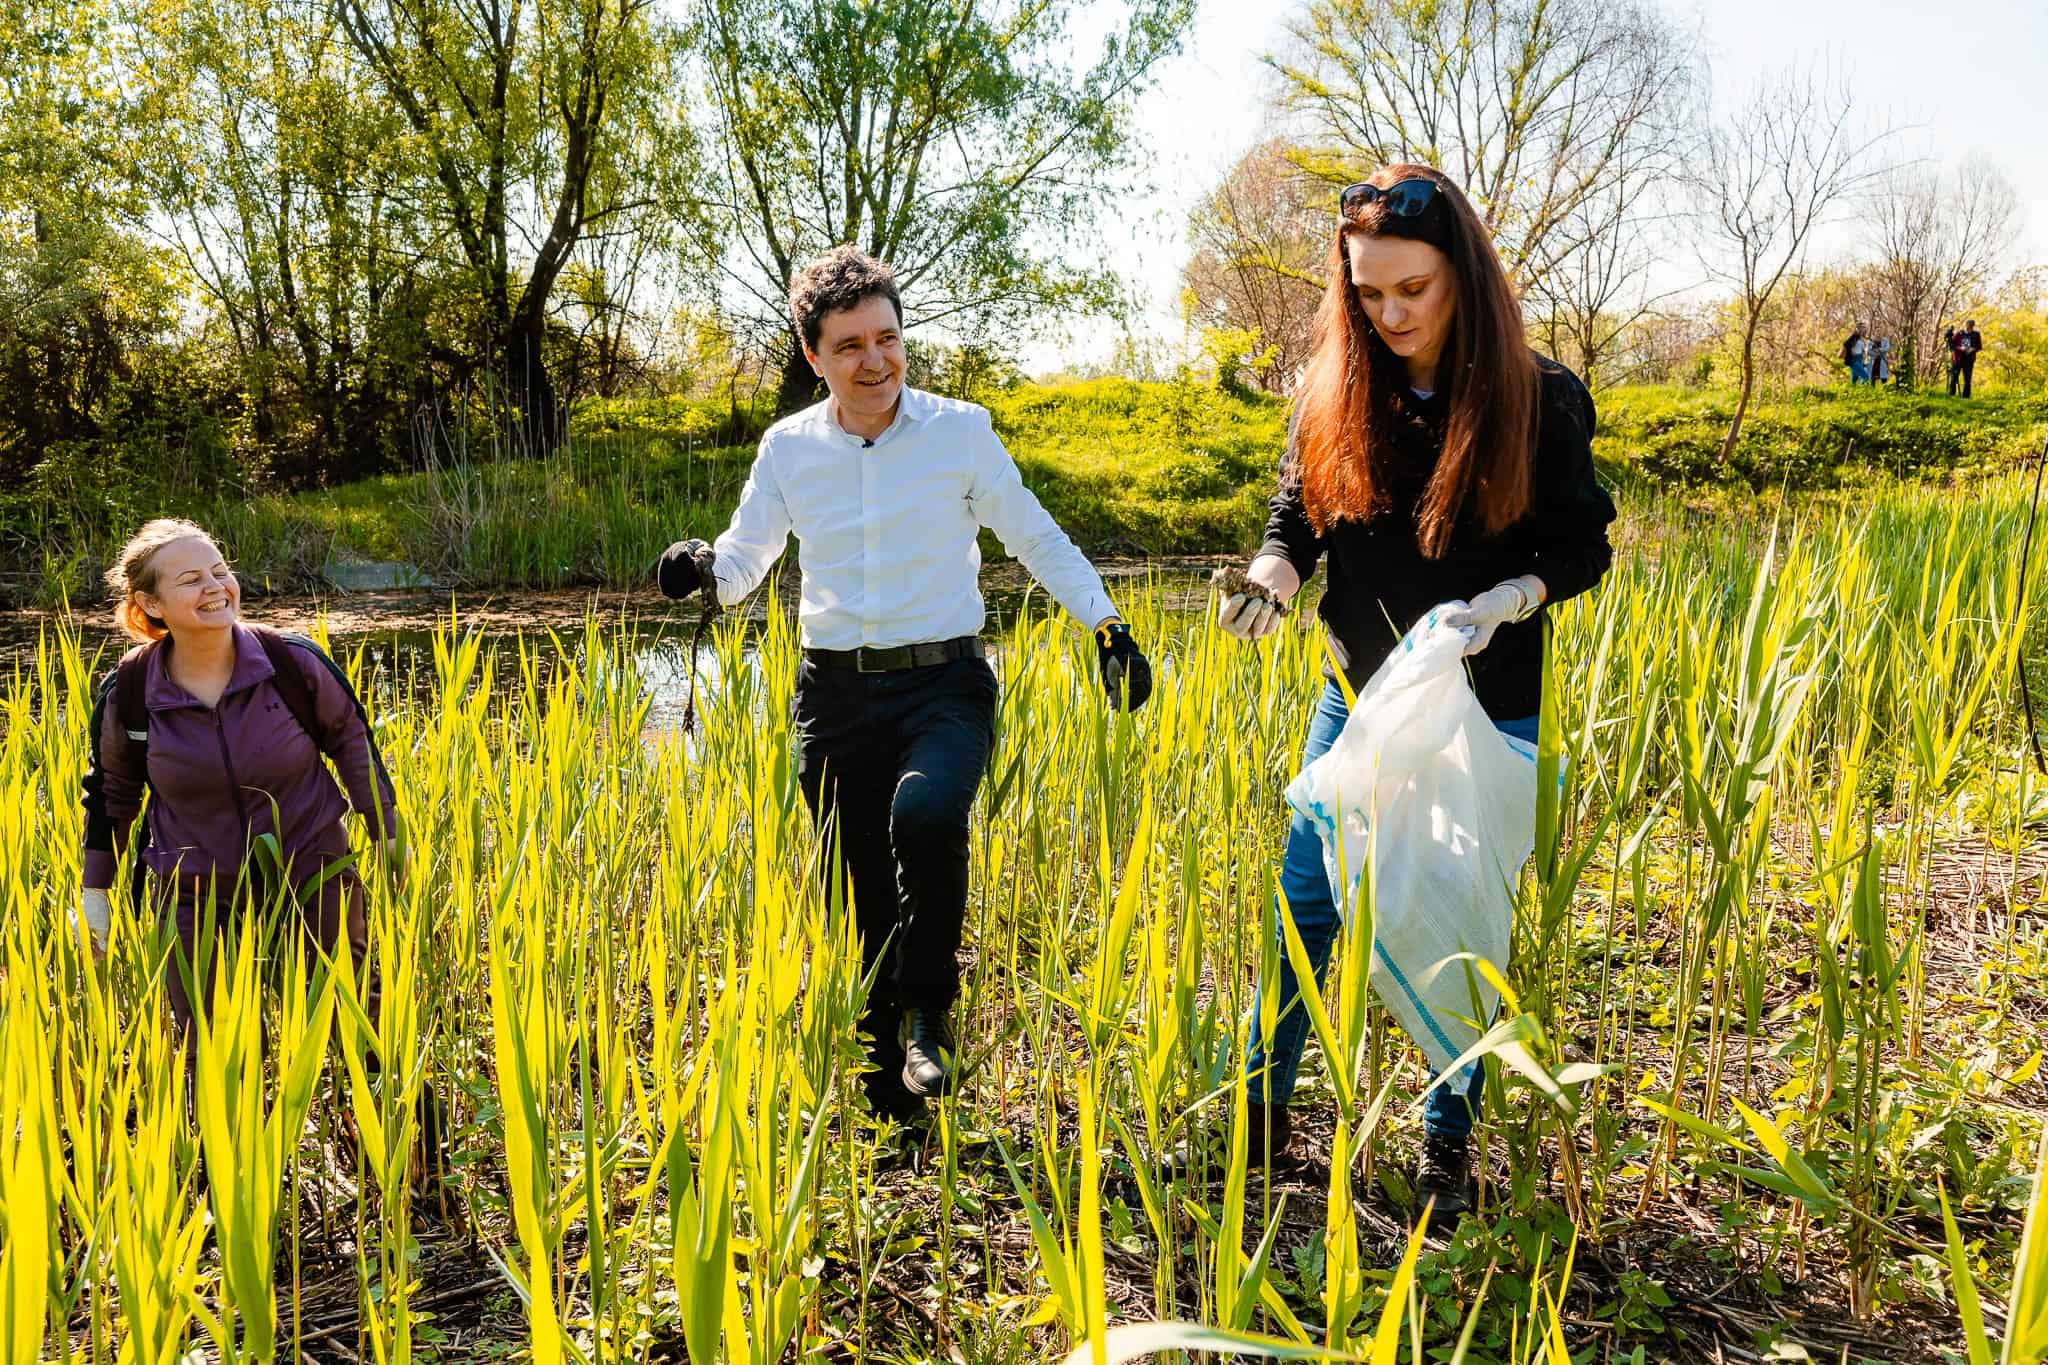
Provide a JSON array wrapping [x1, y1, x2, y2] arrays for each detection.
[[900, 1007, 956, 1098], [1156, 1100, 1293, 1180], [1414, 1129, 1474, 1220], [412, 1081, 450, 1205], [861, 1069, 927, 1123], [856, 1009, 926, 1122], [1245, 1100, 1293, 1166]]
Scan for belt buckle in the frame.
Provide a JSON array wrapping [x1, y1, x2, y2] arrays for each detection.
[[856, 647, 882, 674]]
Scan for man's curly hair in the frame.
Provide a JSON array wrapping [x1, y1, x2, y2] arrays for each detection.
[[789, 246, 903, 351]]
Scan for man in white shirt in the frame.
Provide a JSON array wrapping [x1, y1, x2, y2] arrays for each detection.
[[658, 246, 1151, 1119]]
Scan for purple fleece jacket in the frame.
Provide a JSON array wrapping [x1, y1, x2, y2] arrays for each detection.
[[81, 624, 398, 893]]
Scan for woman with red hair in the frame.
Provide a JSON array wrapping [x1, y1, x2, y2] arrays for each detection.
[[1210, 165, 1616, 1216]]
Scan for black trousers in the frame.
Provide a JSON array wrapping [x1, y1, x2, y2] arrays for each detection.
[[794, 653, 997, 1051], [1950, 355, 1976, 396]]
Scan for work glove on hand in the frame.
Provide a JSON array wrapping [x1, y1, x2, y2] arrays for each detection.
[[74, 887, 111, 960], [1217, 588, 1284, 640], [1438, 576, 1543, 656], [1096, 621, 1153, 712], [1213, 561, 1291, 641], [656, 539, 717, 601]]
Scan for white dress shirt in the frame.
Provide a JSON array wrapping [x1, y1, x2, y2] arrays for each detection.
[[709, 386, 1120, 650]]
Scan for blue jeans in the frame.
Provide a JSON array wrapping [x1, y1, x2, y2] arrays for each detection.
[[1246, 681, 1540, 1139], [1849, 360, 1870, 385]]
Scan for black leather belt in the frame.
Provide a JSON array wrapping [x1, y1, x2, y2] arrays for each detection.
[[805, 635, 985, 674]]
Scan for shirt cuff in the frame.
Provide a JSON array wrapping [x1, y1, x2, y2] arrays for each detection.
[[82, 849, 117, 891], [1071, 589, 1119, 633], [709, 558, 743, 609]]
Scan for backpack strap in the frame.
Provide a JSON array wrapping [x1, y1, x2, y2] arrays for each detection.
[[89, 642, 159, 906], [249, 624, 396, 800], [114, 640, 156, 750], [249, 624, 328, 751]]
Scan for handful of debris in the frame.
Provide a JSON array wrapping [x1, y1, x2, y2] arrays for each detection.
[[1208, 565, 1289, 614]]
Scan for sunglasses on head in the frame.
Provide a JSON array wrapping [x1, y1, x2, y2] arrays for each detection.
[[1339, 177, 1440, 221]]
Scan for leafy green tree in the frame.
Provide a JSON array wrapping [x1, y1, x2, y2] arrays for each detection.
[[132, 0, 434, 480], [0, 0, 183, 480], [336, 0, 698, 447], [691, 0, 1195, 410]]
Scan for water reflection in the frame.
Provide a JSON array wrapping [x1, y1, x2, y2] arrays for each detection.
[[9, 562, 1230, 734]]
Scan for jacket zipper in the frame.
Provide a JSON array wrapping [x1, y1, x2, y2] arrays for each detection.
[[211, 704, 253, 876]]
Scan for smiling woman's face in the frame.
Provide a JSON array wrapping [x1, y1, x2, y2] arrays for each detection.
[[1345, 233, 1455, 379], [139, 535, 240, 638]]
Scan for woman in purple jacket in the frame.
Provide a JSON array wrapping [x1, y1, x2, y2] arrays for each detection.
[[75, 519, 400, 1043]]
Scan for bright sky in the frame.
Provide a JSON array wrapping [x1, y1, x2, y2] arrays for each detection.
[[1028, 0, 2048, 374]]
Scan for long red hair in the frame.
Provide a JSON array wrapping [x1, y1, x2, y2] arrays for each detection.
[[1291, 164, 1536, 556]]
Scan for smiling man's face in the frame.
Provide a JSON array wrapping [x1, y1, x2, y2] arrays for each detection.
[[806, 293, 907, 437]]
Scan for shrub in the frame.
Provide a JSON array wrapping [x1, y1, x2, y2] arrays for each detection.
[[1601, 385, 2048, 489]]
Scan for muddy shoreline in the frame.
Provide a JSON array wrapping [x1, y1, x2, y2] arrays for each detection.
[[0, 556, 1241, 659]]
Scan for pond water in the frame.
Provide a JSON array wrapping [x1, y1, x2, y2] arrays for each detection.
[[3, 559, 1241, 732]]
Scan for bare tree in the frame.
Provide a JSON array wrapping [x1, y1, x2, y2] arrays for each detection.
[[1180, 139, 1329, 393], [1268, 0, 1700, 303], [1866, 154, 2019, 387], [1526, 175, 1692, 389], [1698, 64, 1887, 463], [1743, 266, 1868, 389], [1610, 305, 1721, 387]]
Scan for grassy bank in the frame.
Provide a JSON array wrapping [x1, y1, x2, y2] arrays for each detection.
[[4, 378, 2043, 605], [5, 479, 2046, 1361]]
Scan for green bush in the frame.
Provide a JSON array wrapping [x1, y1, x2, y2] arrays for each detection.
[[12, 375, 2048, 601], [1601, 385, 2048, 489], [570, 393, 770, 446], [986, 376, 1289, 554]]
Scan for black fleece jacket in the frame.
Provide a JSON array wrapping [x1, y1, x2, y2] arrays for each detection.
[[1258, 354, 1617, 720]]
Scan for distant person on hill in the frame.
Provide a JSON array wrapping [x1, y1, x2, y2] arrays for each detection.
[[656, 247, 1151, 1122], [1202, 163, 1616, 1218], [1950, 319, 1983, 397], [1843, 323, 1869, 384], [76, 519, 445, 1188], [1872, 334, 1892, 386]]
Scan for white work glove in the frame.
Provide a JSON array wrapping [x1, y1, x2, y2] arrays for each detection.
[[1215, 558, 1297, 641], [1218, 590, 1283, 641], [73, 887, 112, 959], [1439, 575, 1545, 656]]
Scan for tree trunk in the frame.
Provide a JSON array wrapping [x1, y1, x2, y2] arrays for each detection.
[[1719, 320, 1759, 465], [777, 333, 822, 415], [503, 316, 561, 455]]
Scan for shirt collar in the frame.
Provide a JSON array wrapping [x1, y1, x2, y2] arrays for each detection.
[[146, 622, 276, 710], [896, 385, 935, 427], [821, 384, 932, 447]]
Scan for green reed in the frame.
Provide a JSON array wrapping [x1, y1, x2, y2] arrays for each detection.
[[2, 476, 2046, 1360]]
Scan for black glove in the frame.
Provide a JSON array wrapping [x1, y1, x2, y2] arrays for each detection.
[[657, 539, 717, 601], [1095, 621, 1152, 712]]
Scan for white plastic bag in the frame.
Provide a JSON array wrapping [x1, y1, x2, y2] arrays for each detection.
[[1283, 606, 1540, 1080]]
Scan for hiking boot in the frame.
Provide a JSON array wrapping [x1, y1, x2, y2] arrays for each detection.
[[1247, 1100, 1294, 1165], [863, 1069, 928, 1123], [1414, 1129, 1475, 1221], [900, 1007, 956, 1098], [411, 1081, 450, 1206], [1155, 1100, 1293, 1181]]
